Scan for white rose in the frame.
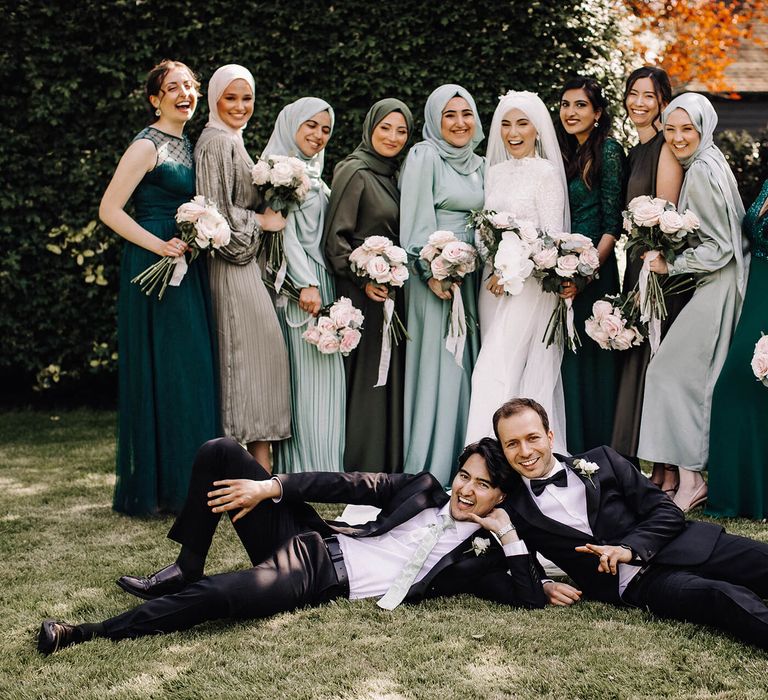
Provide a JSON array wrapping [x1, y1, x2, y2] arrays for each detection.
[[631, 199, 666, 227], [658, 209, 685, 235], [384, 245, 407, 264], [176, 195, 208, 223], [555, 254, 580, 278], [286, 156, 306, 178], [270, 161, 295, 187], [627, 195, 653, 214], [348, 247, 374, 273], [681, 209, 701, 231], [195, 209, 229, 248], [532, 246, 558, 270], [251, 161, 271, 186], [517, 220, 540, 244]]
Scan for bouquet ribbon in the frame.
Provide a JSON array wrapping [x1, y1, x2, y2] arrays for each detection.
[[169, 255, 188, 287], [565, 297, 575, 348], [274, 256, 288, 294], [638, 251, 662, 355], [374, 297, 395, 387], [445, 282, 467, 368]]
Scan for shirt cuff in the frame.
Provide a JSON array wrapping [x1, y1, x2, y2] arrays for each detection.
[[502, 540, 529, 557], [271, 476, 284, 503]]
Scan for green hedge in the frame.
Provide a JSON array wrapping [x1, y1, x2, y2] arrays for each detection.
[[2, 0, 628, 398]]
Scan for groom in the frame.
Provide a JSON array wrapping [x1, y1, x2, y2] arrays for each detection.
[[38, 436, 546, 654], [494, 397, 768, 650]]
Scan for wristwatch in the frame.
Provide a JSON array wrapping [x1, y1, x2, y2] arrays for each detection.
[[495, 523, 516, 539]]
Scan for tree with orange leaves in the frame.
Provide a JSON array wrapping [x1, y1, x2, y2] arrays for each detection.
[[625, 0, 768, 91]]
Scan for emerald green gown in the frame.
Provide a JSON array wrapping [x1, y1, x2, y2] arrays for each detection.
[[707, 179, 768, 518], [561, 137, 626, 453], [114, 127, 219, 516]]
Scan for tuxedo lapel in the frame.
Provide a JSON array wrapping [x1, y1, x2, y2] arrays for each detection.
[[410, 532, 491, 593], [508, 480, 591, 540], [558, 454, 601, 532]]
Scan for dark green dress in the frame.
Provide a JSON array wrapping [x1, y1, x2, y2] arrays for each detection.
[[707, 179, 768, 518], [114, 127, 219, 516], [325, 168, 405, 473], [562, 137, 626, 453]]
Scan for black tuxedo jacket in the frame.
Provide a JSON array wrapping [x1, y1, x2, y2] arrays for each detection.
[[501, 446, 724, 605], [277, 470, 546, 609]]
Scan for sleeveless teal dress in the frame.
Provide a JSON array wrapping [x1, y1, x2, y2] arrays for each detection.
[[561, 137, 626, 453], [707, 179, 768, 518], [114, 127, 219, 516]]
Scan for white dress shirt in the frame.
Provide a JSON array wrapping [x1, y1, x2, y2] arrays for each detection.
[[337, 503, 529, 600], [523, 461, 640, 596]]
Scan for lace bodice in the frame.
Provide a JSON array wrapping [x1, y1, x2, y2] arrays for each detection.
[[484, 157, 565, 232]]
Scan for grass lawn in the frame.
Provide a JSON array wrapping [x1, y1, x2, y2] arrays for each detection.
[[2, 410, 768, 700]]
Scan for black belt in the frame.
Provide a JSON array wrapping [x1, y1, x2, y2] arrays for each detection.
[[323, 535, 350, 597]]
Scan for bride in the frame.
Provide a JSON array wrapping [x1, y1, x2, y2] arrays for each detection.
[[466, 91, 569, 452]]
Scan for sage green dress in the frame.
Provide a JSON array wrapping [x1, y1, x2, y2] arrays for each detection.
[[707, 179, 768, 517], [114, 127, 219, 516], [561, 137, 625, 453]]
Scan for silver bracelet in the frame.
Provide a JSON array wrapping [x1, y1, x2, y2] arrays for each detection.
[[495, 523, 516, 539]]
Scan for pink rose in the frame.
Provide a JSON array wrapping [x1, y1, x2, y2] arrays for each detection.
[[578, 247, 600, 275], [585, 318, 610, 349], [629, 197, 666, 227], [316, 316, 337, 333], [419, 243, 439, 261], [755, 335, 768, 354], [591, 300, 614, 321], [681, 209, 701, 231], [441, 240, 468, 265], [384, 245, 407, 265], [195, 209, 231, 249], [349, 247, 374, 273], [389, 264, 409, 287], [555, 254, 580, 278], [271, 161, 295, 187], [430, 255, 452, 280], [752, 344, 768, 379], [491, 212, 516, 229], [251, 161, 271, 186], [560, 233, 593, 253], [176, 195, 209, 223], [302, 326, 321, 345], [362, 235, 392, 253], [612, 327, 637, 351], [365, 256, 392, 284], [601, 313, 624, 339], [658, 210, 684, 235], [428, 230, 457, 247], [517, 220, 540, 244], [339, 328, 362, 355], [317, 331, 341, 354], [533, 246, 558, 270]]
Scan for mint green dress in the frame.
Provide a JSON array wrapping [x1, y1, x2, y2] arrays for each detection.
[[561, 137, 626, 453], [707, 179, 768, 517], [114, 127, 219, 516]]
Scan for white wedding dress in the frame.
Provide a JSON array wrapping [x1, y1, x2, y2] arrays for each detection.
[[466, 156, 568, 453]]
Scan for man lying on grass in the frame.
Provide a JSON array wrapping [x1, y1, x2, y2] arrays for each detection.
[[39, 437, 547, 653]]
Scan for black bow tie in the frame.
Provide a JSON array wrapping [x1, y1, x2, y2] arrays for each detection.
[[530, 469, 568, 496]]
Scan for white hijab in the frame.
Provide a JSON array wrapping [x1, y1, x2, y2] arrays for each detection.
[[485, 90, 570, 231], [205, 64, 255, 164]]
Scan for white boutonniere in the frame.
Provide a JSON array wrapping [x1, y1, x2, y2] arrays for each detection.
[[464, 536, 491, 556], [573, 458, 600, 487]]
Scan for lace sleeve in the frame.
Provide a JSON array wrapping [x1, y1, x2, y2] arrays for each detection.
[[535, 162, 566, 233], [600, 139, 627, 238]]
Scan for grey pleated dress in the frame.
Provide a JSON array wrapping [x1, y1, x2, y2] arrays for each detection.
[[195, 128, 291, 444]]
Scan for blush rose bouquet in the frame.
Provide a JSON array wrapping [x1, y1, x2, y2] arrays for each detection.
[[348, 235, 410, 386], [584, 293, 645, 351], [751, 334, 768, 387], [531, 231, 600, 352], [622, 195, 699, 354], [132, 195, 231, 300], [415, 230, 478, 366], [301, 297, 364, 357]]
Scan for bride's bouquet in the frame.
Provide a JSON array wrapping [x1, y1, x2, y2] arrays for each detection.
[[584, 293, 645, 351], [416, 230, 478, 366], [301, 297, 364, 357], [531, 231, 600, 352], [252, 155, 312, 295], [751, 334, 768, 388], [132, 195, 231, 300], [471, 210, 537, 295], [623, 195, 700, 354], [348, 235, 410, 386]]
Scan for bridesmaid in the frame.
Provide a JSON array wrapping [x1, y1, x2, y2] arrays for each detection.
[[556, 76, 626, 453], [261, 97, 346, 474], [99, 60, 219, 515], [707, 178, 768, 518], [323, 98, 413, 473], [611, 66, 686, 493], [195, 64, 291, 471], [638, 93, 748, 512], [399, 84, 484, 484]]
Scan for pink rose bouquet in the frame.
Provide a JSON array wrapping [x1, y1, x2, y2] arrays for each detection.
[[623, 195, 699, 354], [531, 231, 600, 352], [302, 297, 364, 357], [584, 293, 645, 351], [132, 195, 231, 300], [751, 334, 768, 387]]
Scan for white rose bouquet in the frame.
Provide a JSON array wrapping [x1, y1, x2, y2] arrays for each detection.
[[531, 231, 600, 352], [301, 297, 364, 357], [348, 235, 410, 386], [415, 230, 478, 366], [751, 334, 768, 388], [622, 195, 700, 354], [252, 155, 312, 296], [132, 195, 231, 300], [584, 294, 645, 351]]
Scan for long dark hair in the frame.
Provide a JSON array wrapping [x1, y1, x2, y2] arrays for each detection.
[[556, 77, 611, 190], [144, 59, 199, 123], [623, 66, 673, 134]]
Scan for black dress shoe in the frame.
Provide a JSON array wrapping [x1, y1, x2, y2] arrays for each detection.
[[116, 562, 190, 600], [38, 619, 78, 655]]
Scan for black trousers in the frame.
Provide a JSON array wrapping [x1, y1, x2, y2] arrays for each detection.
[[101, 439, 342, 640], [624, 531, 768, 649]]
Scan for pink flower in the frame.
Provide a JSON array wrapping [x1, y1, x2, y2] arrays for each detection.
[[430, 255, 452, 280], [316, 316, 337, 333], [441, 240, 469, 265], [601, 313, 624, 339], [658, 210, 684, 235], [428, 230, 457, 247], [613, 327, 639, 351], [365, 256, 392, 284], [578, 247, 600, 275], [591, 300, 614, 321], [302, 326, 322, 344], [681, 209, 700, 232], [251, 161, 271, 186], [491, 212, 516, 229], [349, 247, 374, 272], [533, 247, 558, 270], [518, 220, 540, 244], [756, 335, 768, 354], [339, 328, 362, 355], [317, 331, 341, 354], [585, 318, 610, 349], [555, 254, 580, 278], [176, 195, 209, 223], [195, 209, 231, 249], [362, 235, 392, 253], [389, 264, 409, 286], [271, 161, 295, 187], [419, 243, 439, 261], [384, 245, 407, 264], [630, 198, 666, 227]]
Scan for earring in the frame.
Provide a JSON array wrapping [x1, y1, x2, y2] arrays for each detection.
[[155, 108, 161, 117], [594, 120, 599, 129]]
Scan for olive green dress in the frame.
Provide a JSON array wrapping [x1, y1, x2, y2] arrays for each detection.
[[561, 137, 625, 453]]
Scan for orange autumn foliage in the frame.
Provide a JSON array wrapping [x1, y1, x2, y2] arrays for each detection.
[[626, 0, 768, 91]]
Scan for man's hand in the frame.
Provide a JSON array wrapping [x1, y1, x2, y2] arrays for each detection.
[[574, 543, 633, 575], [466, 508, 519, 544], [542, 581, 582, 606], [207, 478, 280, 523]]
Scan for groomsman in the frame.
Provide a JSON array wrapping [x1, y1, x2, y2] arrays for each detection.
[[38, 437, 545, 654], [495, 397, 768, 649]]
